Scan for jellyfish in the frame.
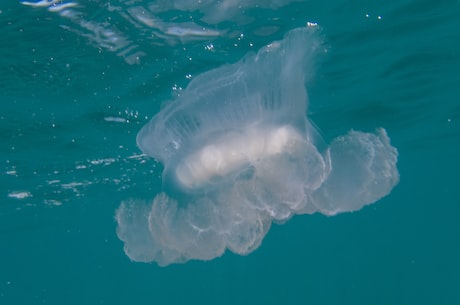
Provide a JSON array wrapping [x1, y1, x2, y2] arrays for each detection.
[[116, 27, 399, 266]]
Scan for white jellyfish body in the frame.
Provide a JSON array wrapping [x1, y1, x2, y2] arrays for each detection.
[[173, 124, 305, 189], [116, 27, 399, 266]]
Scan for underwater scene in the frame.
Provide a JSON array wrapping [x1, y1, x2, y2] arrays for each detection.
[[1, 0, 459, 304]]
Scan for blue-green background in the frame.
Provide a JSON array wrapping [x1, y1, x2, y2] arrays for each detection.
[[1, 0, 459, 304]]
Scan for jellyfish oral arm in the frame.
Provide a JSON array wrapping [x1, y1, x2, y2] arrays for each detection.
[[175, 125, 302, 189]]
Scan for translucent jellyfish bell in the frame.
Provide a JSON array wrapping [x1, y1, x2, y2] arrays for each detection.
[[116, 27, 399, 266]]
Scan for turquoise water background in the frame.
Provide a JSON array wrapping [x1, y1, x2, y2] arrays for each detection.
[[1, 0, 459, 304]]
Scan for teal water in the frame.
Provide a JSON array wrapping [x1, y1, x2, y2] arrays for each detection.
[[1, 0, 459, 304]]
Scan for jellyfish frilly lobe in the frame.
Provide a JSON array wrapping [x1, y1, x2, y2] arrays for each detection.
[[116, 27, 399, 266]]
